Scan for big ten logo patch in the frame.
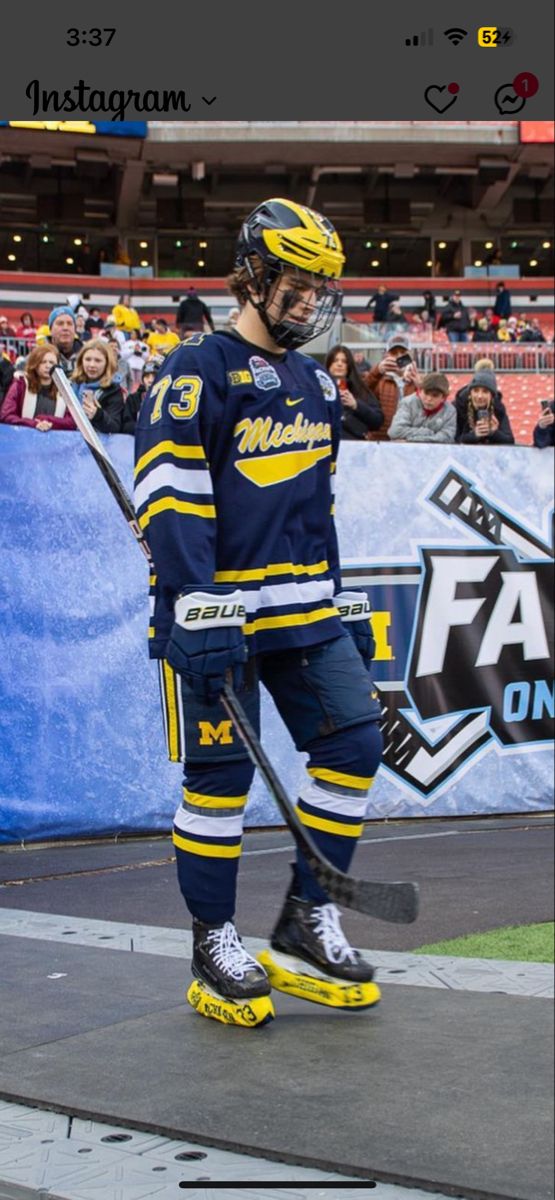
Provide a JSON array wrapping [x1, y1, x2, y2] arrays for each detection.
[[198, 720, 234, 746]]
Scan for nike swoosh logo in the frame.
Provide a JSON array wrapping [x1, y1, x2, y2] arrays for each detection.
[[285, 397, 304, 407]]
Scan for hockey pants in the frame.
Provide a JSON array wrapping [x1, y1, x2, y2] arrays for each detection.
[[158, 632, 383, 925]]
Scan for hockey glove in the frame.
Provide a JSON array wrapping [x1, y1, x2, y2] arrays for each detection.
[[166, 586, 248, 703], [335, 590, 376, 670]]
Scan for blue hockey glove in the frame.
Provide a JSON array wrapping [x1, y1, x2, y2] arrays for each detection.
[[166, 586, 248, 703], [335, 590, 376, 670]]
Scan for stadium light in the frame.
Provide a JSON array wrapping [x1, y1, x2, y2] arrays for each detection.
[[140, 260, 149, 267], [66, 257, 74, 265], [13, 234, 22, 243], [140, 241, 148, 249], [73, 238, 83, 246], [371, 260, 380, 267], [542, 241, 551, 249], [529, 259, 538, 267], [438, 241, 447, 250], [8, 254, 16, 262]]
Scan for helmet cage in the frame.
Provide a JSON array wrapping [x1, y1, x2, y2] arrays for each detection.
[[240, 256, 342, 349]]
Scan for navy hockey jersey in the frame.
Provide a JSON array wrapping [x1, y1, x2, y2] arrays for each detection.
[[134, 330, 344, 658]]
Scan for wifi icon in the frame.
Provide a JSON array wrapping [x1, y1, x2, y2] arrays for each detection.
[[444, 27, 468, 45]]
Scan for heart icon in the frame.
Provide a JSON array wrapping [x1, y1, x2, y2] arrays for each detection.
[[424, 85, 459, 114]]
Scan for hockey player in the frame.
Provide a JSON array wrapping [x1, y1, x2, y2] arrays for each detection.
[[134, 199, 383, 1027]]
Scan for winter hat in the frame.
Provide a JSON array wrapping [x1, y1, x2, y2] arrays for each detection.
[[469, 369, 496, 396], [421, 372, 450, 395], [386, 333, 410, 352], [48, 305, 76, 329]]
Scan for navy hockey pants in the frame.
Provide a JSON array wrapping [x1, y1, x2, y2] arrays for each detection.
[[158, 631, 383, 925]]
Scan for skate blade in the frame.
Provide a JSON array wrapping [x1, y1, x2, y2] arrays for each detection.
[[258, 949, 381, 1011], [186, 979, 275, 1027]]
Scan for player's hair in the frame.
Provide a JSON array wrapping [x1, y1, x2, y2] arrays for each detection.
[[25, 344, 60, 397], [72, 339, 115, 388], [227, 255, 265, 306]]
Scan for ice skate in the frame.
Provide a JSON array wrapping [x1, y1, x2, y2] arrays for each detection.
[[187, 918, 274, 1027], [258, 894, 381, 1010]]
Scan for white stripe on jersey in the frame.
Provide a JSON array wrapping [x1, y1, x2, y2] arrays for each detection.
[[134, 462, 213, 511], [173, 807, 245, 839], [241, 578, 334, 613]]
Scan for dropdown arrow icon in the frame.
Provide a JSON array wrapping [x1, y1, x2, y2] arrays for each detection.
[[202, 96, 217, 105]]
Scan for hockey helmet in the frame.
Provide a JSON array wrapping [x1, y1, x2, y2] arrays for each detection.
[[234, 198, 345, 349]]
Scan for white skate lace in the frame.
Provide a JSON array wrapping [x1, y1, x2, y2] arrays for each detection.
[[205, 922, 259, 981], [311, 903, 359, 966]]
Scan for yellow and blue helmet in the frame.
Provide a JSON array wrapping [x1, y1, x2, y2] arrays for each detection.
[[235, 197, 345, 348]]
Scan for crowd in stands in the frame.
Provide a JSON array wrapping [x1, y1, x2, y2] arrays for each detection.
[[366, 282, 549, 346], [0, 290, 214, 436], [0, 288, 553, 447]]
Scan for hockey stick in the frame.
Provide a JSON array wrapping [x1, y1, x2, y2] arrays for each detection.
[[53, 367, 419, 924]]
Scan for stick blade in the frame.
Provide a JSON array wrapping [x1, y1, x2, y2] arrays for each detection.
[[314, 864, 419, 923]]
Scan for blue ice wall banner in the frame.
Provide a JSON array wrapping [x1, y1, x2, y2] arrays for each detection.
[[0, 430, 553, 843]]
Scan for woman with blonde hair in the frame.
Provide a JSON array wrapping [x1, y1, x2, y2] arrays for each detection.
[[0, 344, 75, 431], [71, 339, 124, 434]]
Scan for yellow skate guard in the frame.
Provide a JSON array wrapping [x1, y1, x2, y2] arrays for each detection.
[[258, 948, 381, 1010]]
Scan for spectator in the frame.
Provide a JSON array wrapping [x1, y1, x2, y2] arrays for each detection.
[[493, 282, 512, 321], [496, 318, 517, 343], [13, 356, 28, 379], [0, 345, 76, 431], [520, 318, 546, 344], [532, 401, 554, 448], [75, 314, 91, 343], [0, 314, 16, 338], [36, 323, 51, 346], [421, 290, 436, 325], [121, 328, 150, 390], [438, 290, 470, 343], [101, 315, 127, 353], [325, 344, 382, 441], [456, 370, 515, 445], [121, 358, 161, 436], [146, 318, 180, 356], [0, 352, 14, 403], [388, 372, 456, 444], [71, 340, 125, 434], [111, 294, 141, 335], [352, 350, 372, 388], [366, 285, 399, 324], [15, 312, 36, 346], [47, 305, 83, 373], [473, 316, 494, 342], [384, 301, 407, 325], [365, 333, 419, 441], [176, 287, 215, 336], [85, 307, 105, 335]]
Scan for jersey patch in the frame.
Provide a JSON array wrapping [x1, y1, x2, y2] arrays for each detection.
[[249, 356, 281, 391], [316, 369, 337, 403], [228, 369, 253, 386]]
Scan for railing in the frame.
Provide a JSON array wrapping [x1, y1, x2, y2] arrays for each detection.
[[341, 336, 554, 374], [0, 337, 34, 362]]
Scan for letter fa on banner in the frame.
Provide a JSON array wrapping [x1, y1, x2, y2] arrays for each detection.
[[408, 547, 554, 745], [198, 720, 234, 746]]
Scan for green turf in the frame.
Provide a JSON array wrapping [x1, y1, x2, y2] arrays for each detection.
[[413, 922, 554, 962]]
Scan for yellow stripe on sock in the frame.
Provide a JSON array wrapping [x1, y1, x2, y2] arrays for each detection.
[[295, 807, 363, 838], [308, 767, 373, 791], [172, 832, 242, 858], [183, 790, 247, 810]]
